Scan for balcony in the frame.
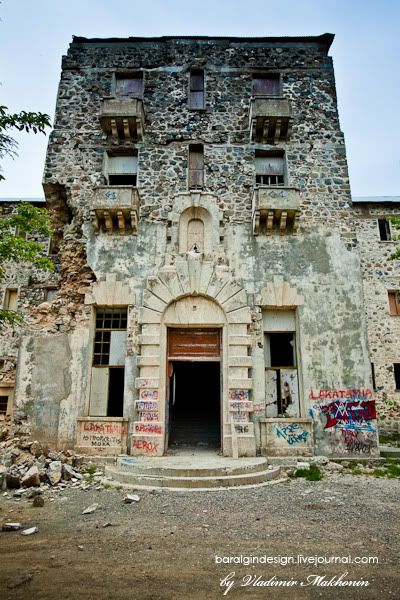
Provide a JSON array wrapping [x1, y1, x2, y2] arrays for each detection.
[[99, 98, 145, 141], [249, 97, 292, 143], [91, 186, 140, 235], [252, 187, 300, 235]]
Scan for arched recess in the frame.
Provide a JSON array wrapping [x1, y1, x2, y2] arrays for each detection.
[[178, 206, 213, 254], [133, 257, 256, 457]]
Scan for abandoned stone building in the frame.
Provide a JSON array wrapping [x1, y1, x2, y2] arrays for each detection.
[[1, 34, 399, 459]]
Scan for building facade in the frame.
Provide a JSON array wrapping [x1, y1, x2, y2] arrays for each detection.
[[2, 34, 391, 458]]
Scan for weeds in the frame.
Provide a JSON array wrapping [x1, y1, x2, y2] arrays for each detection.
[[294, 464, 322, 481]]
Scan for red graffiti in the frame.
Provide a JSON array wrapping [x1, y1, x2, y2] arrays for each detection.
[[132, 440, 159, 454], [340, 430, 376, 454], [135, 423, 162, 434], [83, 422, 127, 435], [309, 388, 373, 401], [321, 400, 376, 429]]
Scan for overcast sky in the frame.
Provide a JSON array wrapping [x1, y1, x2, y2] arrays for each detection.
[[0, 0, 399, 198]]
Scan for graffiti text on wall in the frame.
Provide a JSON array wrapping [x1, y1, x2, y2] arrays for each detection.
[[273, 423, 309, 445], [309, 389, 376, 432]]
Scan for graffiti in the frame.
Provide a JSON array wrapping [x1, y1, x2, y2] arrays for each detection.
[[81, 433, 122, 448], [132, 439, 159, 454], [234, 425, 249, 434], [230, 390, 249, 401], [273, 423, 309, 445], [135, 423, 162, 434], [309, 388, 373, 401], [338, 430, 376, 455], [139, 412, 160, 422], [232, 413, 248, 423], [229, 401, 253, 412], [320, 399, 376, 431], [135, 401, 158, 411], [83, 422, 127, 435], [139, 389, 159, 400]]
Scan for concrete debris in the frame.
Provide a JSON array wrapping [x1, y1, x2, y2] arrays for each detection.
[[22, 466, 41, 488], [21, 526, 38, 536], [2, 522, 22, 531], [82, 503, 100, 515], [124, 494, 140, 504], [33, 495, 45, 507], [47, 461, 62, 486]]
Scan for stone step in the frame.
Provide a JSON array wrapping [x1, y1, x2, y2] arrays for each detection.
[[111, 456, 269, 478], [104, 465, 281, 489]]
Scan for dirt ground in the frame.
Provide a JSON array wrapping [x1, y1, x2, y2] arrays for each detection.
[[0, 473, 399, 600]]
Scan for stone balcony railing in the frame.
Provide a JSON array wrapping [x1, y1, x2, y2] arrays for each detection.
[[252, 187, 300, 235], [249, 97, 292, 143], [99, 98, 145, 141], [90, 186, 140, 235]]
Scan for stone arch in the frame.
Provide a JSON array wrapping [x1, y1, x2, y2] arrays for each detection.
[[258, 276, 304, 308], [133, 256, 256, 457]]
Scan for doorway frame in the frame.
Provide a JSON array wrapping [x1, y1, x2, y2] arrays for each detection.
[[166, 327, 222, 450]]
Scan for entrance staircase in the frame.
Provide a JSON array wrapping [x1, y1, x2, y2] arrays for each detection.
[[104, 453, 283, 491]]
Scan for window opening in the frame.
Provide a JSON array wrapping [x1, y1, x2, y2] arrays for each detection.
[[105, 153, 137, 187], [378, 218, 392, 241], [3, 289, 18, 311], [264, 327, 299, 417], [188, 144, 204, 190], [115, 74, 143, 98], [189, 70, 205, 109], [255, 150, 284, 186], [394, 364, 400, 390], [253, 74, 280, 96], [371, 362, 377, 391], [388, 291, 400, 316], [0, 395, 8, 414]]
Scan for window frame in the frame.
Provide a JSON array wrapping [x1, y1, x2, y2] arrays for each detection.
[[378, 218, 392, 241], [2, 288, 18, 311], [388, 291, 400, 316], [394, 363, 400, 391], [255, 149, 287, 187], [252, 73, 282, 96], [112, 71, 144, 99], [103, 150, 138, 187], [188, 144, 205, 190], [188, 69, 206, 110]]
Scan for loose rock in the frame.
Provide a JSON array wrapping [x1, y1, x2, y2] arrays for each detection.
[[82, 503, 100, 515]]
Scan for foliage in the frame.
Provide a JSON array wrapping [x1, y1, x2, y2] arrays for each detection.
[[0, 202, 54, 328], [0, 105, 51, 182], [389, 217, 400, 261], [293, 464, 322, 481]]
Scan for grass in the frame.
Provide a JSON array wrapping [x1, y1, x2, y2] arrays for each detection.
[[346, 459, 400, 479], [379, 432, 400, 448], [293, 464, 322, 481]]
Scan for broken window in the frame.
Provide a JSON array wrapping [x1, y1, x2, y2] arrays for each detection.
[[188, 144, 204, 190], [2, 288, 18, 311], [394, 364, 400, 390], [115, 73, 143, 98], [189, 70, 205, 109], [90, 308, 127, 417], [104, 152, 138, 186], [388, 291, 400, 316], [378, 218, 392, 241], [253, 74, 280, 96], [255, 150, 285, 186], [263, 310, 300, 417]]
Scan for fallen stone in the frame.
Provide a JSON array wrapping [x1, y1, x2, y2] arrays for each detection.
[[30, 441, 45, 458], [33, 495, 45, 507], [62, 464, 76, 481], [296, 462, 311, 470], [103, 522, 113, 528], [124, 494, 140, 504], [47, 461, 62, 485], [326, 462, 344, 471], [7, 573, 33, 589], [82, 503, 100, 515], [21, 527, 38, 536], [22, 466, 41, 488], [2, 522, 22, 531]]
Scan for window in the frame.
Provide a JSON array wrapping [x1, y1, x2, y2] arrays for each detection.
[[104, 152, 138, 186], [188, 144, 204, 190], [388, 291, 400, 316], [115, 73, 143, 98], [255, 150, 285, 186], [378, 218, 392, 241], [394, 364, 400, 390], [189, 70, 205, 109], [90, 308, 127, 417], [0, 395, 8, 415], [253, 74, 280, 96], [3, 288, 18, 311], [263, 310, 299, 418]]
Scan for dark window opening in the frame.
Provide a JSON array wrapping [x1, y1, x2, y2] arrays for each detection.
[[108, 368, 125, 417], [269, 332, 296, 367], [116, 74, 143, 98], [371, 362, 377, 391], [188, 144, 204, 189], [394, 364, 400, 390], [265, 331, 298, 417], [108, 174, 137, 186], [189, 70, 205, 109], [255, 150, 285, 186], [93, 308, 127, 366], [0, 395, 8, 414], [378, 218, 392, 241], [253, 74, 280, 96]]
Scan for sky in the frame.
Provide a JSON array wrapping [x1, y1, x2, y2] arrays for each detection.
[[0, 0, 399, 198]]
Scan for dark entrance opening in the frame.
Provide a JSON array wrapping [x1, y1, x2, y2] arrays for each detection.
[[168, 361, 220, 449]]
